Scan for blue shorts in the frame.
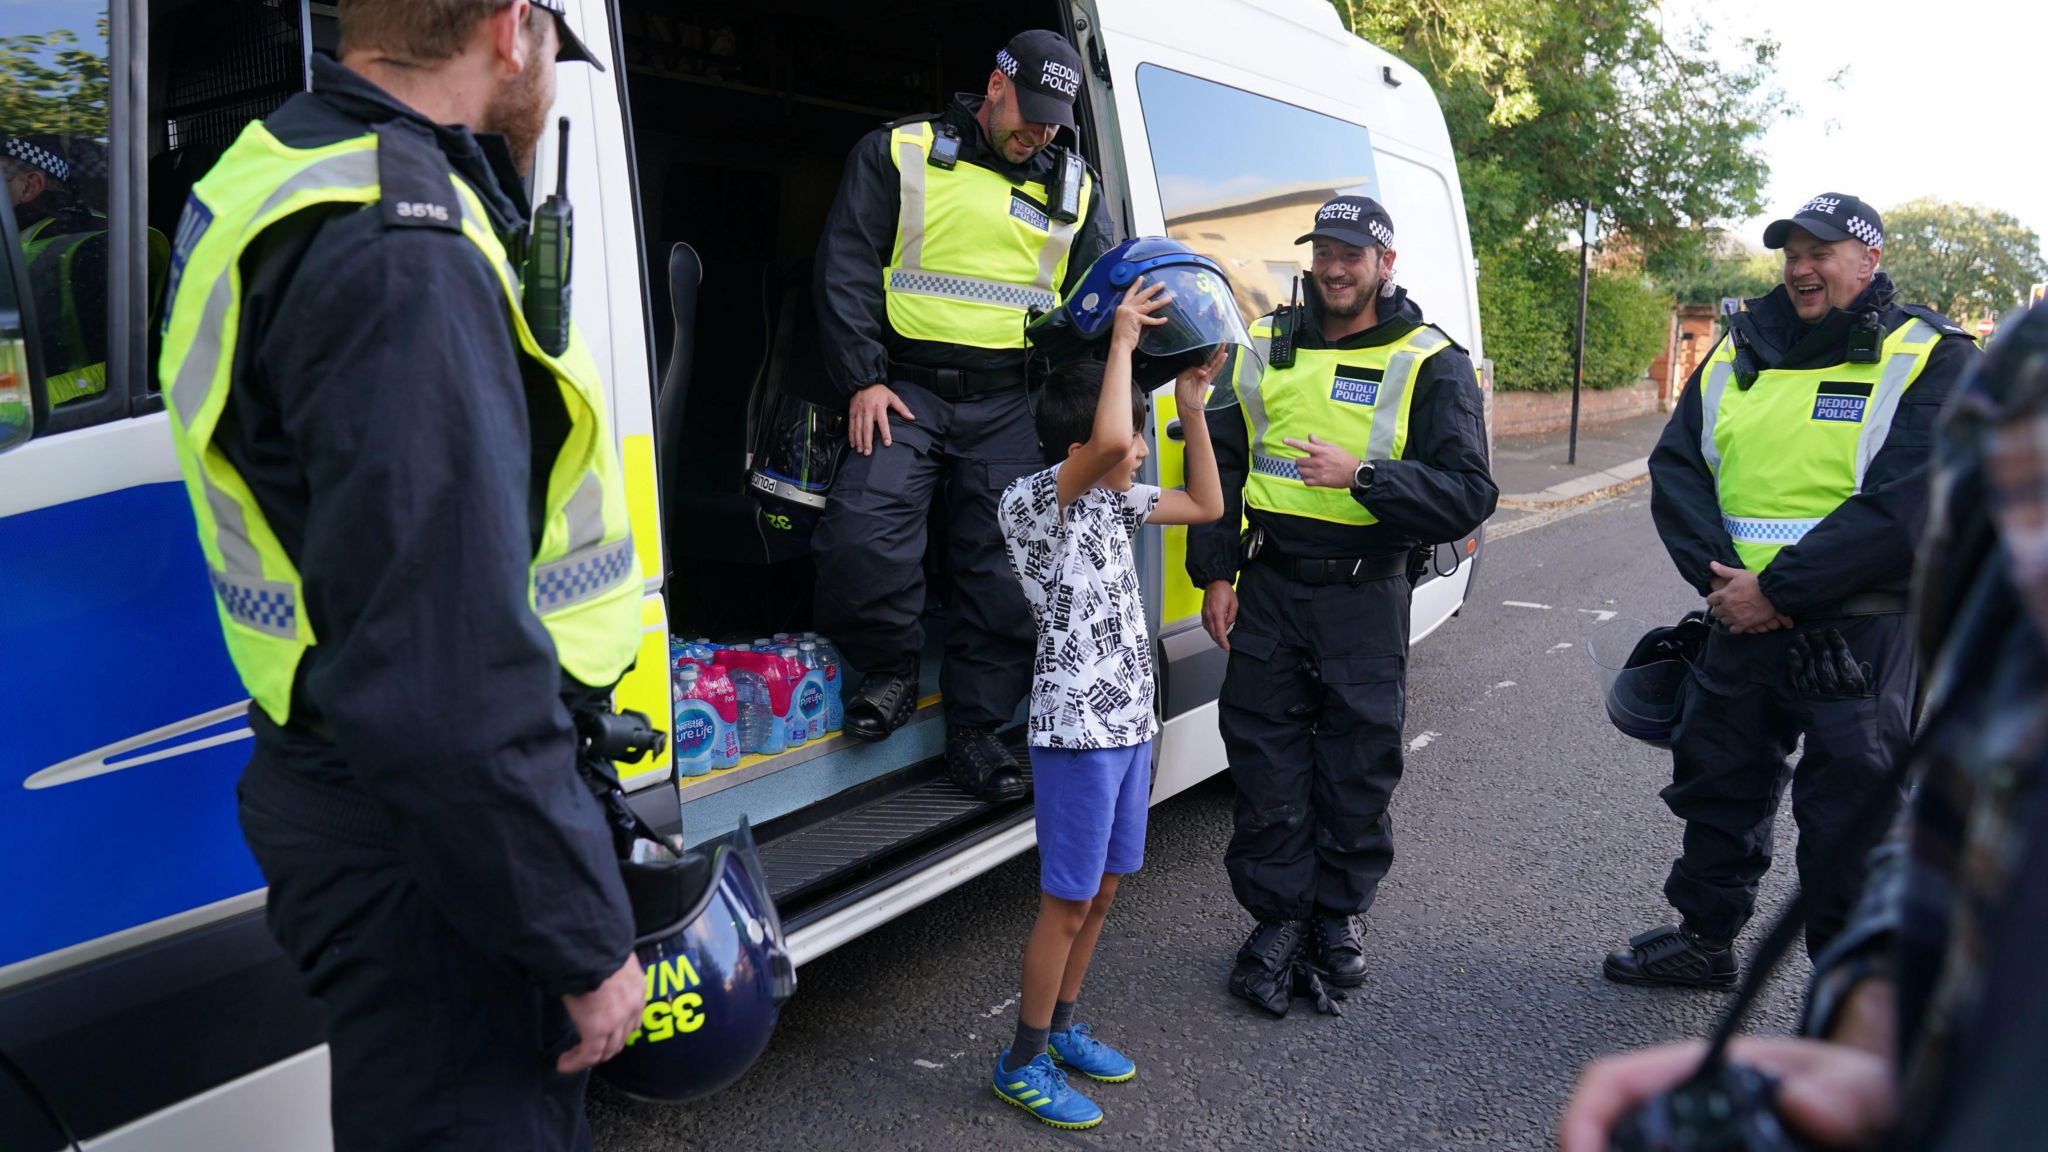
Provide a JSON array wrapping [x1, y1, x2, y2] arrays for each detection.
[[1030, 740, 1152, 901]]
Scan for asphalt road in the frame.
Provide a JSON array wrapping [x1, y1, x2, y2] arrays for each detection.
[[590, 488, 1809, 1150]]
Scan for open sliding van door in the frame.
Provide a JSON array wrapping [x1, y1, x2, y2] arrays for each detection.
[[1082, 0, 1484, 801]]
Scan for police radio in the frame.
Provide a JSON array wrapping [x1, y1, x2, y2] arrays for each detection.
[[524, 117, 574, 357], [1046, 148, 1084, 224], [1269, 274, 1301, 369]]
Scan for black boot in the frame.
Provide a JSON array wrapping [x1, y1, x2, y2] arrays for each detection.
[[946, 725, 1026, 801], [1602, 924, 1739, 989], [843, 658, 919, 743], [1310, 914, 1367, 987], [1228, 920, 1306, 1017]]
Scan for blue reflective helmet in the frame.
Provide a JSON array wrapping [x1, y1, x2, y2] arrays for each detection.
[[1027, 237, 1256, 392], [594, 820, 796, 1103]]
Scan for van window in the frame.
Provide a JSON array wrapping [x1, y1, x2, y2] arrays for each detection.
[[1136, 64, 1380, 319], [0, 2, 118, 425]]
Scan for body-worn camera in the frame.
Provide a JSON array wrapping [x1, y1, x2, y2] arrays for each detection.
[[575, 708, 667, 765], [1610, 1060, 1821, 1152]]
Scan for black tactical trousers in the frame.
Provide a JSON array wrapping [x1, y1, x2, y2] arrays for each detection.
[[240, 799, 593, 1152], [1221, 560, 1413, 921], [811, 381, 1041, 728], [1661, 613, 1915, 957]]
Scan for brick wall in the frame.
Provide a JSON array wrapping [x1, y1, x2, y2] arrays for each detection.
[[1647, 305, 1722, 407], [1489, 380, 1660, 439]]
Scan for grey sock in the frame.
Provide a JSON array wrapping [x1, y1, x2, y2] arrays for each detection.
[[1048, 999, 1077, 1034], [1005, 1019, 1050, 1073]]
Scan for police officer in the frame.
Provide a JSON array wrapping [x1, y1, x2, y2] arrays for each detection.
[[158, 3, 646, 1147], [1189, 196, 1497, 1011], [3, 134, 167, 405], [1604, 193, 1979, 988], [811, 30, 1113, 800]]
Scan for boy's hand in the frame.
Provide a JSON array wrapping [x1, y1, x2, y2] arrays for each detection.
[[1111, 275, 1172, 351], [1174, 347, 1230, 410]]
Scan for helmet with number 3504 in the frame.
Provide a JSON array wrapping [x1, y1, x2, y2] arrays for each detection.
[[594, 820, 797, 1103]]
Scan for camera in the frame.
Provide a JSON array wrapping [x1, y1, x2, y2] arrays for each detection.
[[1609, 1060, 1820, 1152]]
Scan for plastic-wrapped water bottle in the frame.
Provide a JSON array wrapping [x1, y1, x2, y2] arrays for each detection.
[[776, 646, 814, 745], [670, 665, 720, 777], [786, 644, 829, 743], [693, 661, 743, 769], [803, 634, 844, 733], [718, 650, 790, 756]]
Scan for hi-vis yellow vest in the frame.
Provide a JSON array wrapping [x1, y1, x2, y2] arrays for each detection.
[[1235, 317, 1451, 525], [1698, 317, 1942, 572], [159, 125, 641, 725], [20, 215, 170, 405], [883, 120, 1093, 350]]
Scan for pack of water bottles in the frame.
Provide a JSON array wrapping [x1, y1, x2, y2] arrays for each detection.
[[669, 632, 846, 775]]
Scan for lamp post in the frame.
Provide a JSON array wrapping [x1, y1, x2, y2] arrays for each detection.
[[1568, 203, 1599, 465]]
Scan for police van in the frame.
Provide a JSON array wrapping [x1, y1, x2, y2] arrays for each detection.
[[0, 0, 1486, 1145]]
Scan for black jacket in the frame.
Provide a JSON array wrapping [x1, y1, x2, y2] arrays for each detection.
[[1186, 284, 1499, 586], [1649, 274, 1977, 615], [212, 56, 632, 996], [813, 94, 1116, 397]]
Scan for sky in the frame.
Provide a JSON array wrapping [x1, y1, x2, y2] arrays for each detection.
[[1665, 0, 2047, 257]]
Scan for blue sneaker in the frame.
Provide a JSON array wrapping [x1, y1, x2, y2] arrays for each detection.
[[991, 1051, 1103, 1130], [1048, 1022, 1137, 1082]]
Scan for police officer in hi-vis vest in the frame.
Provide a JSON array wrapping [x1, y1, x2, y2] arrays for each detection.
[[811, 30, 1113, 801], [158, 3, 648, 1146], [1189, 196, 1497, 1012], [1604, 194, 1979, 990]]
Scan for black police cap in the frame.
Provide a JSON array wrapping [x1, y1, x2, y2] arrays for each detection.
[[1763, 193, 1884, 249], [997, 30, 1083, 132], [1296, 195, 1396, 249]]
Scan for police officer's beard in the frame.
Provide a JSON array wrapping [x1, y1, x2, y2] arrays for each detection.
[[485, 57, 553, 175]]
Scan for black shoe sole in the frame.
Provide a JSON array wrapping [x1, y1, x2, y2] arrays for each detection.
[[1601, 956, 1739, 989], [949, 777, 1028, 802], [1318, 967, 1367, 988]]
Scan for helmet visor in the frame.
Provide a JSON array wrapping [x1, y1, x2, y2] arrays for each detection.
[[1132, 265, 1256, 410], [725, 818, 796, 1003], [750, 396, 846, 508]]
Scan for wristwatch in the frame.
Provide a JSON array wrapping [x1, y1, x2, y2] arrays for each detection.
[[1353, 460, 1376, 489]]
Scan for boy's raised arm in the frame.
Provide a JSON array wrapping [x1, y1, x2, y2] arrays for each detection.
[[1149, 348, 1229, 526], [1057, 277, 1171, 510]]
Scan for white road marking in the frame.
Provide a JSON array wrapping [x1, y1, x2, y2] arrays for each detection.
[[914, 1059, 946, 1070], [1493, 681, 1517, 690], [1408, 731, 1441, 752], [1502, 600, 1553, 611], [1550, 642, 1574, 652], [981, 998, 1016, 1018], [1487, 493, 1629, 540], [1577, 608, 1619, 623]]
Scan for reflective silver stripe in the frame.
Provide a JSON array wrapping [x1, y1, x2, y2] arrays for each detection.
[[1250, 453, 1302, 482], [1367, 328, 1446, 461], [894, 127, 929, 272], [750, 472, 829, 510], [534, 534, 638, 612], [1697, 345, 1735, 476], [564, 471, 605, 555], [209, 569, 297, 638], [203, 477, 263, 577], [1723, 515, 1823, 547], [170, 150, 381, 429], [1853, 321, 1933, 488], [1238, 329, 1275, 460], [886, 269, 1057, 313]]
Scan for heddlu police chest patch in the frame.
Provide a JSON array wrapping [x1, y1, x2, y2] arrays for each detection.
[[1009, 190, 1051, 232], [1331, 365, 1384, 406], [1811, 381, 1872, 423]]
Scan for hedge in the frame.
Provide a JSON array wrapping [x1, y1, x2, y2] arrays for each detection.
[[1478, 242, 1673, 392]]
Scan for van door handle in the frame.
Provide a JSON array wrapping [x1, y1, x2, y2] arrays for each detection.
[[1165, 418, 1184, 442]]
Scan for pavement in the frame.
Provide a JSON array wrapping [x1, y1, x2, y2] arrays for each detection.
[[590, 488, 1810, 1150], [1490, 410, 1670, 507]]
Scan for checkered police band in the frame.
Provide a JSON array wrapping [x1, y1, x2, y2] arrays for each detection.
[[997, 47, 1020, 76], [1841, 215, 1883, 247], [1367, 219, 1395, 248], [4, 138, 69, 184]]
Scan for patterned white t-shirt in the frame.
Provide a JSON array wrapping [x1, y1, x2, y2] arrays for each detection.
[[997, 463, 1162, 749]]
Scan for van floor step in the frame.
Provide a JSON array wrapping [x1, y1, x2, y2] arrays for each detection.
[[757, 757, 1033, 906]]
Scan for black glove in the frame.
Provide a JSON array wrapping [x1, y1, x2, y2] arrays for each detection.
[[1787, 629, 1874, 697]]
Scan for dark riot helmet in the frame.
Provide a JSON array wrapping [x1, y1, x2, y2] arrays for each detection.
[[1026, 237, 1257, 403], [593, 819, 796, 1103], [1590, 612, 1709, 748]]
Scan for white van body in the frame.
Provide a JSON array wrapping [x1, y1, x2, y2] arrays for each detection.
[[0, 0, 1483, 1146]]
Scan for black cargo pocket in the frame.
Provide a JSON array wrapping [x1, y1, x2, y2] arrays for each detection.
[[1316, 654, 1404, 686], [860, 422, 935, 497], [1222, 627, 1310, 716], [978, 457, 1042, 502]]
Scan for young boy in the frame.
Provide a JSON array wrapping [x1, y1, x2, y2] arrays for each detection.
[[990, 277, 1227, 1129]]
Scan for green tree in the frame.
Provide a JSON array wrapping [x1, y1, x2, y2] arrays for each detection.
[[1653, 230, 1779, 306], [1881, 198, 2048, 321], [0, 19, 111, 138]]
